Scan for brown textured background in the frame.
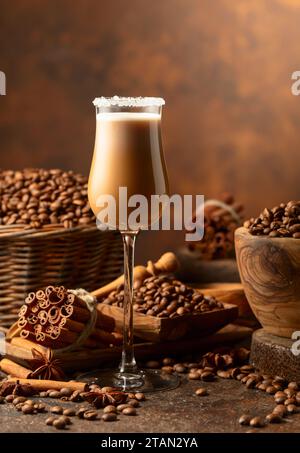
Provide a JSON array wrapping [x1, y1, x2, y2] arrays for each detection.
[[1, 0, 300, 263]]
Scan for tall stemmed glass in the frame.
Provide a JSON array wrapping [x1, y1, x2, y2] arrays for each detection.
[[85, 96, 178, 391]]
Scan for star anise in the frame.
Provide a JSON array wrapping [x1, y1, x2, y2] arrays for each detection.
[[0, 380, 35, 397], [29, 348, 66, 380], [82, 389, 128, 408]]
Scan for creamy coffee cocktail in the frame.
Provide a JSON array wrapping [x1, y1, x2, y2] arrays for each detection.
[[88, 110, 168, 230]]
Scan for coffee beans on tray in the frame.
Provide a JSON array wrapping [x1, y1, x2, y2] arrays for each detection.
[[244, 201, 300, 238], [0, 169, 94, 229], [100, 275, 224, 318]]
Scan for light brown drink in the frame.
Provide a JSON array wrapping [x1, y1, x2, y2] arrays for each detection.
[[88, 112, 168, 229]]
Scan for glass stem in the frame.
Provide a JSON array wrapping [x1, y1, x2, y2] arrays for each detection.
[[119, 232, 138, 375]]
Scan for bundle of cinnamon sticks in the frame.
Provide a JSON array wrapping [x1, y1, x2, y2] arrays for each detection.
[[12, 286, 122, 349]]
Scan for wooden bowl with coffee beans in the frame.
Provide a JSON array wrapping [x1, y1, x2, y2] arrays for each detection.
[[235, 201, 300, 338]]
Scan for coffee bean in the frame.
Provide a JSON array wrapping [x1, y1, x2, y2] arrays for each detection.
[[249, 416, 264, 428], [217, 370, 231, 379], [5, 395, 14, 403], [135, 393, 146, 401], [284, 388, 296, 398], [122, 407, 137, 416], [35, 403, 46, 413], [12, 397, 27, 405], [258, 383, 268, 391], [288, 382, 299, 391], [128, 399, 140, 408], [53, 418, 66, 430], [83, 410, 98, 420], [76, 407, 88, 418], [173, 364, 187, 373], [162, 357, 175, 366], [63, 408, 76, 417], [22, 404, 34, 414], [70, 390, 82, 402], [15, 403, 25, 411], [266, 386, 277, 395], [188, 371, 200, 380], [284, 397, 296, 406], [273, 404, 287, 417], [102, 413, 117, 422], [195, 388, 208, 396], [287, 404, 298, 414], [48, 391, 61, 399], [101, 386, 116, 393], [45, 416, 56, 426], [117, 404, 130, 412], [201, 371, 215, 382], [50, 406, 63, 414], [39, 392, 47, 398], [161, 366, 174, 374], [265, 413, 282, 424], [103, 405, 117, 414], [238, 414, 251, 425], [127, 393, 136, 400], [60, 388, 73, 397], [246, 378, 257, 389]]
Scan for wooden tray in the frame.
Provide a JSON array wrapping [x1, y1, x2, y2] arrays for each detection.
[[97, 303, 238, 342]]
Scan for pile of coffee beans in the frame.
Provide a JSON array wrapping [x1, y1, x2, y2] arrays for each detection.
[[244, 201, 300, 238], [100, 275, 224, 318], [0, 169, 94, 229], [0, 381, 145, 430]]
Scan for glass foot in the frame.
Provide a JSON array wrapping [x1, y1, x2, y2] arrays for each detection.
[[78, 369, 180, 393]]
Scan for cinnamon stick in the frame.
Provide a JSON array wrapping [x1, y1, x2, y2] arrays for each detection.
[[0, 358, 32, 379], [6, 378, 88, 392]]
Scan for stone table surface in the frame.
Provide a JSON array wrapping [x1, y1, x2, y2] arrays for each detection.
[[0, 376, 299, 433]]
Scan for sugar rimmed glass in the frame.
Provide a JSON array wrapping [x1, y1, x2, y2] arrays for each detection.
[[81, 96, 179, 392]]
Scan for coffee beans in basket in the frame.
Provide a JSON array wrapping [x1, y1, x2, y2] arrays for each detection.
[[100, 275, 224, 318], [0, 169, 94, 229], [244, 201, 300, 238]]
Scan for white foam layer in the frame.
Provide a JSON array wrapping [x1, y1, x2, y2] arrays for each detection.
[[96, 112, 161, 121], [93, 96, 165, 108]]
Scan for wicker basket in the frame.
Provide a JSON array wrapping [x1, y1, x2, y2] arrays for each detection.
[[0, 224, 123, 329]]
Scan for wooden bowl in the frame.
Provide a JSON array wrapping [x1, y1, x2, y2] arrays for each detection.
[[235, 227, 300, 338]]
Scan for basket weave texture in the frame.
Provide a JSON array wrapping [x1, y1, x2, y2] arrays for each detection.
[[0, 224, 123, 328]]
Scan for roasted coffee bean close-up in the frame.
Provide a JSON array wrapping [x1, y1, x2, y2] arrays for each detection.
[[244, 200, 300, 238], [0, 169, 94, 229], [100, 275, 224, 318]]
